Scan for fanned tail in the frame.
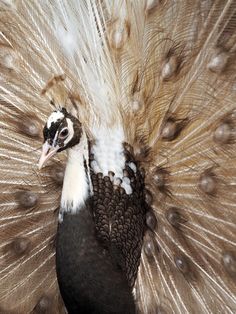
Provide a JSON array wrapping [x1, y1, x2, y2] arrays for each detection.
[[0, 1, 235, 313], [117, 1, 236, 313]]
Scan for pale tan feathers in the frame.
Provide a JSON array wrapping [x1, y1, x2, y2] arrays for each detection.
[[0, 0, 236, 313]]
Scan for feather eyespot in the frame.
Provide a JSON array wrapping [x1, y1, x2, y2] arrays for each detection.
[[174, 255, 190, 274], [34, 295, 52, 313], [16, 191, 39, 209], [214, 122, 231, 144], [161, 117, 188, 141], [146, 211, 157, 231], [166, 207, 185, 228], [144, 188, 153, 205], [143, 233, 158, 258], [11, 237, 31, 256], [222, 252, 236, 277], [199, 171, 217, 195]]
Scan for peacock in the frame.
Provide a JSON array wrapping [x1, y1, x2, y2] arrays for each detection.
[[0, 0, 236, 313]]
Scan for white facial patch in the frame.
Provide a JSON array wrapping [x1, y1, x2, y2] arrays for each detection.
[[47, 111, 65, 128], [64, 118, 74, 145]]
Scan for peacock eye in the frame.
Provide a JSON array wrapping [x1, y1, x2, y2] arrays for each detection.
[[59, 128, 69, 139]]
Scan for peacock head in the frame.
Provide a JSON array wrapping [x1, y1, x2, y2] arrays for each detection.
[[38, 108, 82, 169]]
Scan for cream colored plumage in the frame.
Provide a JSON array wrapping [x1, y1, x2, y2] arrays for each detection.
[[0, 0, 236, 313]]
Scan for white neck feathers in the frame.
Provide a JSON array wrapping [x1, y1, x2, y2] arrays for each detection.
[[90, 125, 133, 195], [60, 130, 91, 218], [91, 126, 126, 178]]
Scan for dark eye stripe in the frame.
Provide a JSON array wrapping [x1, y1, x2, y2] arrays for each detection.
[[43, 120, 61, 142]]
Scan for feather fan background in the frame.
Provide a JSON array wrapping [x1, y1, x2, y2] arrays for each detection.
[[0, 0, 236, 313]]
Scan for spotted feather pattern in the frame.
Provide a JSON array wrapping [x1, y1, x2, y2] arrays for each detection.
[[91, 150, 146, 288]]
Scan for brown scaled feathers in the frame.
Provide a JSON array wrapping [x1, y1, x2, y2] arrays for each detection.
[[0, 1, 236, 314]]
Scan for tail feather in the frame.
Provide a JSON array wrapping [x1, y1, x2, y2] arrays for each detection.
[[0, 1, 235, 313]]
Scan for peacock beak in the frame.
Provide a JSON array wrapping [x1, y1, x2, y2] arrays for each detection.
[[38, 141, 59, 170]]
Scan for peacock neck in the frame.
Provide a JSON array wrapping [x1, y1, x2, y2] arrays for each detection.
[[60, 130, 92, 220]]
